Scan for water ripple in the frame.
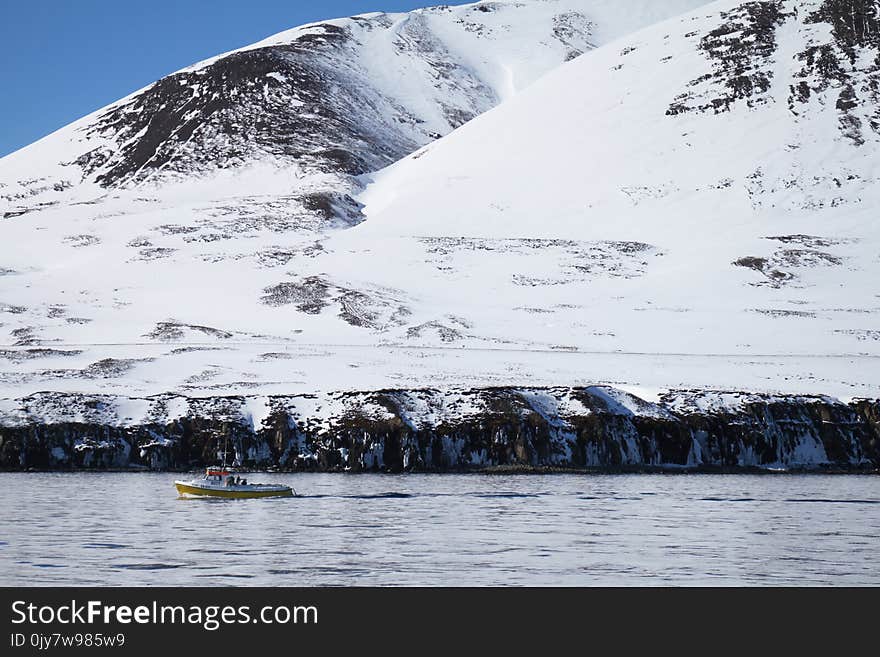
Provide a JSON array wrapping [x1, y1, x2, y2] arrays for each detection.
[[1, 472, 878, 585]]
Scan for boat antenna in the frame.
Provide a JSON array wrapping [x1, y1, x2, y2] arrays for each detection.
[[214, 429, 229, 469]]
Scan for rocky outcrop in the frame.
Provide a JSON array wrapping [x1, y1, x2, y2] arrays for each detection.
[[0, 387, 877, 472]]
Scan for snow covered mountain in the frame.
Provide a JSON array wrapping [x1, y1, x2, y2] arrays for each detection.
[[0, 0, 717, 402], [318, 0, 880, 398], [0, 0, 877, 430], [0, 0, 705, 214]]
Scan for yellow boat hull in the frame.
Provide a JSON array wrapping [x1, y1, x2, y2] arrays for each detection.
[[175, 481, 293, 499]]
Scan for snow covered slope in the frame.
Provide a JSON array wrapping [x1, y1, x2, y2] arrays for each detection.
[[0, 0, 877, 410], [0, 0, 719, 403], [322, 0, 880, 396]]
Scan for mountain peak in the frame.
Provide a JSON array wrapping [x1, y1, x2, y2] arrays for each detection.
[[4, 0, 701, 215]]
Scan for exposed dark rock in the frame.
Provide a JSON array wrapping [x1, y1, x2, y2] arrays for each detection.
[[406, 321, 465, 343], [261, 276, 410, 329], [261, 277, 331, 313], [733, 240, 845, 287], [668, 1, 788, 116], [0, 348, 83, 362], [62, 234, 102, 248], [300, 193, 364, 227], [146, 322, 235, 342], [792, 0, 880, 144], [419, 237, 659, 283], [80, 358, 150, 379], [669, 0, 880, 141], [1, 387, 877, 472], [71, 20, 437, 191], [552, 12, 595, 57]]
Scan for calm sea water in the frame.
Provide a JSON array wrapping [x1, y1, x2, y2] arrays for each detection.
[[1, 472, 878, 586]]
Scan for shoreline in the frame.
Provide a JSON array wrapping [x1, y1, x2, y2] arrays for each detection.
[[2, 465, 878, 475], [2, 385, 878, 473]]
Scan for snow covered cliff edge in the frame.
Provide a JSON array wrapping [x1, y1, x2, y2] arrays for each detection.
[[1, 387, 877, 472]]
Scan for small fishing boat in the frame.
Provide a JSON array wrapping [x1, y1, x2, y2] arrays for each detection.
[[175, 467, 294, 499], [176, 433, 294, 498]]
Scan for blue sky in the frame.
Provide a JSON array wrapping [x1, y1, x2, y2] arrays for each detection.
[[0, 0, 458, 157]]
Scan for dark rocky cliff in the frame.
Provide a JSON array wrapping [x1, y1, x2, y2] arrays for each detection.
[[1, 387, 876, 472]]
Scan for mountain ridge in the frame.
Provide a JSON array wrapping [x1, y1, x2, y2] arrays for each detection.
[[1, 0, 709, 216]]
